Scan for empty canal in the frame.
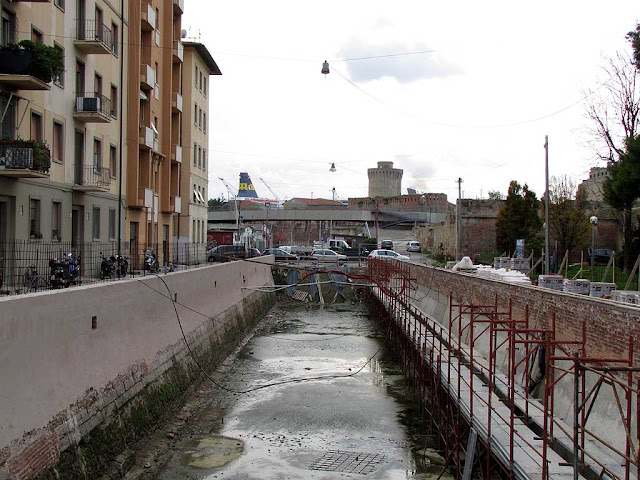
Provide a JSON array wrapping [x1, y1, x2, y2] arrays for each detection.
[[127, 301, 446, 479]]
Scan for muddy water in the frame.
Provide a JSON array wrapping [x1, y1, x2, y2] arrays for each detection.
[[150, 302, 448, 479]]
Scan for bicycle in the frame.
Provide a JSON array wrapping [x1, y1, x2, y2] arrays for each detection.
[[23, 264, 49, 292]]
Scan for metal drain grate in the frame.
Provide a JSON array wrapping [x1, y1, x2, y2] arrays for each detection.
[[308, 450, 386, 475]]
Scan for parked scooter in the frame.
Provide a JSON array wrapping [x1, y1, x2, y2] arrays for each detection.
[[144, 249, 159, 273], [50, 252, 80, 288], [115, 254, 129, 277], [100, 252, 115, 279]]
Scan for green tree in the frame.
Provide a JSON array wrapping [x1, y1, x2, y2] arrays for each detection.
[[208, 196, 225, 208], [496, 181, 543, 256], [488, 190, 504, 200], [628, 23, 640, 69], [545, 175, 590, 257], [604, 135, 640, 270]]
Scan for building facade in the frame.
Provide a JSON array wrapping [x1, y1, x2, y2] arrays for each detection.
[[126, 0, 184, 265], [0, 0, 128, 245], [180, 41, 221, 247], [367, 161, 403, 197]]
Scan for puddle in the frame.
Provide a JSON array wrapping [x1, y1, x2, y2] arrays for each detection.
[[180, 435, 244, 469]]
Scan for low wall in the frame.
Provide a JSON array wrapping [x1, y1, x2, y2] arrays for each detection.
[[409, 264, 640, 459], [0, 260, 275, 479]]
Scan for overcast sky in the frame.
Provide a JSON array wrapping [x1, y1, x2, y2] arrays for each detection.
[[183, 1, 639, 204]]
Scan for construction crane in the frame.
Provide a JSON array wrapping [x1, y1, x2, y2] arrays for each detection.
[[259, 177, 280, 201], [218, 177, 237, 201]]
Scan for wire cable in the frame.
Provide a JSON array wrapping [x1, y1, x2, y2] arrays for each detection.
[[145, 272, 393, 395]]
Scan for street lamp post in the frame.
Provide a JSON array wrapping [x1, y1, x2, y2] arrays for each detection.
[[590, 216, 598, 281]]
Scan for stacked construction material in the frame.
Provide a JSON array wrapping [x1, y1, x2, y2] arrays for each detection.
[[563, 279, 590, 295], [589, 282, 617, 298], [510, 257, 530, 271], [610, 290, 640, 305], [477, 266, 532, 285], [494, 257, 512, 269], [538, 275, 564, 291]]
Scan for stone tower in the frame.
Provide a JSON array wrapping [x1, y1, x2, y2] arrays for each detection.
[[367, 162, 403, 197]]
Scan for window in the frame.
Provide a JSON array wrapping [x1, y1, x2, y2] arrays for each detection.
[[2, 9, 16, 46], [108, 208, 116, 240], [202, 149, 206, 170], [93, 138, 101, 168], [53, 121, 64, 164], [0, 94, 15, 138], [109, 145, 117, 178], [53, 44, 64, 86], [110, 85, 117, 117], [111, 22, 118, 55], [197, 146, 201, 168], [195, 65, 198, 86], [52, 202, 61, 240], [203, 77, 207, 97], [54, 0, 64, 10], [92, 207, 100, 240], [203, 112, 206, 133], [30, 199, 41, 237], [192, 219, 196, 241], [199, 71, 203, 90], [198, 108, 202, 129], [193, 142, 197, 165], [30, 111, 42, 141], [194, 103, 198, 125], [94, 73, 102, 96], [31, 27, 43, 44], [193, 185, 197, 203], [75, 60, 85, 94]]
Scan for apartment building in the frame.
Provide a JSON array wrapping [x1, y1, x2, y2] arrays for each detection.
[[180, 41, 221, 246], [126, 0, 184, 264], [0, 0, 128, 244]]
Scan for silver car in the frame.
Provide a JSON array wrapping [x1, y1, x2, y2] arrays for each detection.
[[368, 249, 411, 261], [310, 249, 348, 264]]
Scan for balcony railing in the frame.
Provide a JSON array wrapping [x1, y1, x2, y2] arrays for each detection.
[[74, 165, 111, 191], [172, 41, 183, 63], [73, 92, 112, 122], [75, 19, 113, 54], [0, 140, 50, 177]]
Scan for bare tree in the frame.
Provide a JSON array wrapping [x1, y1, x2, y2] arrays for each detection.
[[583, 53, 640, 163]]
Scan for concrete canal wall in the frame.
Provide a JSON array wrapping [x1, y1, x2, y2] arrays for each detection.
[[409, 264, 640, 459], [0, 260, 275, 479]]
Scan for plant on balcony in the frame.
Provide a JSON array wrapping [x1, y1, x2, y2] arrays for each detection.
[[0, 138, 51, 172], [0, 41, 64, 83]]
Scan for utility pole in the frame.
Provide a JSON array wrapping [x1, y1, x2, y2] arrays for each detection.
[[544, 135, 550, 275], [456, 178, 463, 261]]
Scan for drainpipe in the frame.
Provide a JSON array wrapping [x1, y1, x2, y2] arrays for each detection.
[[116, 0, 125, 257]]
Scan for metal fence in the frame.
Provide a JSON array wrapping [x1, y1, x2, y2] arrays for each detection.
[[0, 240, 208, 296]]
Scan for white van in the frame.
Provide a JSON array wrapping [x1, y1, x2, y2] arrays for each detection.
[[406, 241, 421, 252]]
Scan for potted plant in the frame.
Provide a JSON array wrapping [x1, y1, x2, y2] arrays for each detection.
[[30, 232, 43, 240], [0, 139, 50, 172], [0, 40, 64, 84]]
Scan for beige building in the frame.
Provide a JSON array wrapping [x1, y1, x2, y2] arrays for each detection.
[[368, 161, 403, 197], [179, 41, 221, 247], [0, 0, 128, 245], [125, 0, 184, 265]]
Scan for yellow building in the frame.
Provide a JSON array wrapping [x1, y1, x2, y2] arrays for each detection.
[[0, 0, 129, 245], [180, 41, 221, 248]]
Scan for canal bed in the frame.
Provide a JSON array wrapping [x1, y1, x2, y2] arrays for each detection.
[[128, 301, 446, 479]]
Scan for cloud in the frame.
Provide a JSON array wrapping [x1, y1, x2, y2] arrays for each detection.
[[338, 37, 459, 84]]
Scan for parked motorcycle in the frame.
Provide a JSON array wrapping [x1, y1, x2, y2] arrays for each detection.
[[50, 252, 80, 288], [115, 254, 129, 277], [100, 253, 115, 279], [144, 249, 159, 273]]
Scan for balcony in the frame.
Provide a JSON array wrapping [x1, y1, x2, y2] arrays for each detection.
[[172, 41, 183, 63], [169, 195, 181, 214], [74, 19, 113, 54], [137, 187, 153, 208], [0, 141, 50, 178], [141, 1, 156, 31], [139, 126, 153, 149], [0, 49, 51, 91], [171, 145, 182, 163], [140, 64, 155, 90], [172, 0, 184, 14], [73, 92, 112, 123], [171, 92, 182, 113], [73, 165, 111, 192]]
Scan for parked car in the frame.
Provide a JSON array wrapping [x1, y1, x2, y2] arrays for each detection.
[[380, 240, 394, 250], [263, 248, 298, 262], [310, 249, 348, 264], [368, 249, 411, 261], [588, 248, 614, 265], [207, 245, 248, 262], [406, 241, 421, 252]]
